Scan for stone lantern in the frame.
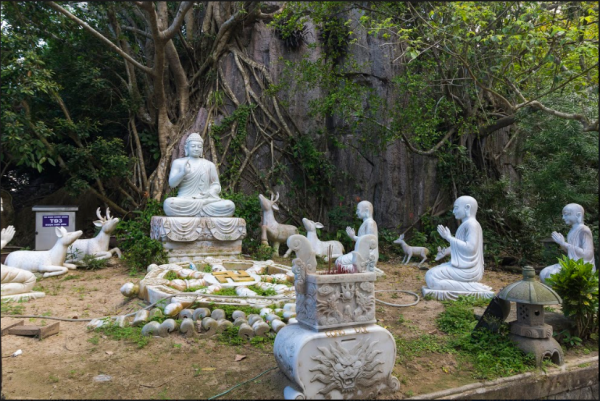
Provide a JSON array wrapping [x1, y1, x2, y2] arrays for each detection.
[[497, 266, 564, 367]]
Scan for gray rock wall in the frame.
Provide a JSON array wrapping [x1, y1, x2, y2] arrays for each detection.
[[219, 10, 514, 231]]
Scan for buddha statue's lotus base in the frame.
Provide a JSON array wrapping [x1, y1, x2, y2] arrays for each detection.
[[422, 286, 495, 301], [151, 216, 247, 262]]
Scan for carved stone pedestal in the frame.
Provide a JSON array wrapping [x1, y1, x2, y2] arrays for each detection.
[[275, 323, 399, 399], [421, 287, 495, 301], [150, 216, 246, 262], [274, 234, 400, 399]]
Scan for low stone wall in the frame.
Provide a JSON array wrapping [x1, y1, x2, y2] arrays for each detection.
[[409, 356, 598, 400]]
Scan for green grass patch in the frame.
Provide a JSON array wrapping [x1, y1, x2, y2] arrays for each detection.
[[203, 304, 262, 320], [62, 274, 81, 281], [212, 287, 238, 296], [1, 299, 25, 315], [436, 296, 536, 379], [164, 271, 179, 281], [248, 285, 277, 296], [395, 333, 452, 363], [183, 285, 207, 292], [202, 264, 212, 273], [92, 321, 150, 348]]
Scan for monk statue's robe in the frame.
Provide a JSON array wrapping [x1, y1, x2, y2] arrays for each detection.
[[425, 218, 492, 292], [540, 224, 596, 284]]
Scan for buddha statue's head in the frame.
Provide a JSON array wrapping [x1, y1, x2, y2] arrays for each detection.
[[453, 196, 478, 220], [184, 133, 204, 158], [356, 200, 373, 220], [562, 203, 584, 226]]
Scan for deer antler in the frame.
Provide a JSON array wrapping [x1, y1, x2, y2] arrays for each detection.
[[274, 192, 280, 203], [96, 207, 106, 222], [106, 207, 112, 220]]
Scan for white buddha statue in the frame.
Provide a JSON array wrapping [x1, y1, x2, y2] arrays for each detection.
[[163, 133, 235, 217], [540, 203, 596, 285], [335, 201, 378, 270], [423, 196, 493, 299], [1, 199, 37, 297]]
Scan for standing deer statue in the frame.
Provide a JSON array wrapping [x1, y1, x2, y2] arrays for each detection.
[[5, 227, 83, 277], [259, 192, 298, 258], [394, 234, 430, 267], [302, 218, 344, 261], [67, 207, 122, 262]]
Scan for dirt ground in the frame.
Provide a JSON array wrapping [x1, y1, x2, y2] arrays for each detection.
[[1, 256, 597, 400]]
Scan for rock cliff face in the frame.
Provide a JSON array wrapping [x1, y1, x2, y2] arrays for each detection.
[[215, 12, 482, 231]]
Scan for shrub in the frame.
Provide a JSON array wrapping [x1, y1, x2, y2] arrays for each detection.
[[114, 199, 168, 274], [546, 256, 599, 340]]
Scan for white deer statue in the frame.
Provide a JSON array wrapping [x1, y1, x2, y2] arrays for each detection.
[[5, 227, 83, 277], [302, 218, 344, 261], [259, 192, 298, 258], [393, 234, 430, 267], [67, 207, 122, 261]]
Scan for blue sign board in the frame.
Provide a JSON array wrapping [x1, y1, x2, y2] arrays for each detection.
[[42, 215, 70, 227]]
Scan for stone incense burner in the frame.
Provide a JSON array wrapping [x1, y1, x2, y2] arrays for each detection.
[[274, 234, 399, 400]]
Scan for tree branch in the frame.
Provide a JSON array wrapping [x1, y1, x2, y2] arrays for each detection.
[[46, 2, 154, 76]]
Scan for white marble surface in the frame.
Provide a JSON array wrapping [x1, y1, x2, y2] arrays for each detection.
[[540, 203, 596, 284], [335, 201, 379, 270], [4, 227, 82, 277], [163, 133, 235, 217], [422, 196, 494, 301], [302, 218, 344, 260], [259, 193, 298, 257], [68, 207, 122, 261]]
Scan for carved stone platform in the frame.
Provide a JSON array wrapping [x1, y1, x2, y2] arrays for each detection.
[[421, 286, 495, 301], [150, 216, 246, 262], [275, 323, 400, 399], [1, 291, 45, 302], [274, 234, 400, 399]]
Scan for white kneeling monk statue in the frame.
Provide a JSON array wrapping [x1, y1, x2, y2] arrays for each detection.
[[540, 203, 596, 285], [335, 201, 378, 270], [422, 195, 493, 301], [163, 133, 235, 217]]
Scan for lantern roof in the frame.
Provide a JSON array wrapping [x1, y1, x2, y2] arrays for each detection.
[[497, 266, 562, 305]]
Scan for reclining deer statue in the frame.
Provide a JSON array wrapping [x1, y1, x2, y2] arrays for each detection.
[[5, 227, 83, 277], [302, 218, 344, 261], [259, 192, 298, 258], [393, 233, 430, 267], [67, 207, 122, 262]]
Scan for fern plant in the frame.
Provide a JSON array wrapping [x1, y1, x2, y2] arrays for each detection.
[[546, 256, 599, 340]]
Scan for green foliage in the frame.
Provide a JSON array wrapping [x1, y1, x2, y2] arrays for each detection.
[[217, 326, 245, 346], [1, 299, 25, 315], [220, 190, 263, 254], [202, 264, 212, 273], [451, 326, 536, 379], [163, 271, 178, 281], [556, 329, 583, 348], [252, 245, 274, 261], [203, 304, 261, 320], [91, 321, 150, 348], [436, 296, 536, 379], [546, 257, 599, 340], [114, 199, 168, 273], [248, 285, 277, 297], [80, 254, 108, 271], [211, 287, 238, 296], [183, 285, 207, 292], [395, 333, 452, 364], [210, 105, 256, 187]]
